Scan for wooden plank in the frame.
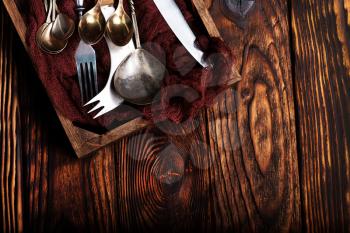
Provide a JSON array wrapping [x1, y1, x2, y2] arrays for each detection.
[[18, 65, 171, 231], [291, 0, 350, 232], [0, 3, 23, 233], [203, 0, 300, 231], [1, 0, 26, 49]]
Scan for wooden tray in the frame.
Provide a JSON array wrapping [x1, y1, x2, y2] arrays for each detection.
[[3, 0, 241, 158]]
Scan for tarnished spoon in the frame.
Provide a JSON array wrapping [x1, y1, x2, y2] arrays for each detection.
[[37, 24, 66, 54], [41, 0, 68, 53], [40, 22, 68, 53], [36, 23, 50, 52], [51, 12, 75, 40], [36, 0, 68, 54], [36, 0, 54, 52], [113, 0, 166, 105], [78, 1, 106, 44], [105, 0, 133, 46]]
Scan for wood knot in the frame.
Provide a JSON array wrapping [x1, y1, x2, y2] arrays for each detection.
[[153, 144, 185, 186], [249, 83, 273, 173], [158, 171, 183, 185]]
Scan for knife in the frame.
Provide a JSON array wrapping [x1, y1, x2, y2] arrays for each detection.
[[153, 0, 208, 67]]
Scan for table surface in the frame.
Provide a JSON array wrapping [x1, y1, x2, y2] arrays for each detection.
[[0, 0, 349, 232]]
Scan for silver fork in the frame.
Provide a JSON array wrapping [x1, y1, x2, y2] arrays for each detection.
[[75, 0, 99, 104], [84, 4, 135, 118]]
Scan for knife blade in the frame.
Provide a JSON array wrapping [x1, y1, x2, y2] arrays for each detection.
[[153, 0, 208, 67]]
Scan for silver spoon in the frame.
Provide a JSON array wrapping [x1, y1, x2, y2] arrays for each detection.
[[113, 0, 166, 105]]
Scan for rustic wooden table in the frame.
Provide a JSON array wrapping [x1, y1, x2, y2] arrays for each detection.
[[0, 0, 349, 233]]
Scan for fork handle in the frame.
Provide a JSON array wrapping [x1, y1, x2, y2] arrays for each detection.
[[76, 0, 85, 18]]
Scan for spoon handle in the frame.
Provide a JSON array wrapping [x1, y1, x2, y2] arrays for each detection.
[[46, 0, 53, 23], [76, 0, 85, 18], [51, 0, 56, 22], [44, 0, 48, 13], [128, 0, 141, 48]]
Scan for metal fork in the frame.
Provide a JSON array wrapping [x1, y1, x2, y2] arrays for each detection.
[[84, 4, 135, 118], [75, 0, 98, 104]]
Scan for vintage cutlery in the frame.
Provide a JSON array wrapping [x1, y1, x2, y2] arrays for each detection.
[[105, 0, 134, 46], [153, 0, 208, 67], [78, 0, 106, 44], [36, 0, 53, 53], [75, 0, 99, 104], [51, 11, 75, 40], [85, 3, 135, 118], [113, 0, 166, 105], [36, 0, 68, 54]]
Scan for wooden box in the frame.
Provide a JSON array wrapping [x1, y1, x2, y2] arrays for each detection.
[[3, 0, 241, 158]]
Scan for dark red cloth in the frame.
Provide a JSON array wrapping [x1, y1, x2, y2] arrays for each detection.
[[25, 0, 235, 132]]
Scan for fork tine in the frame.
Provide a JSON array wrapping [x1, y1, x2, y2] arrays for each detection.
[[92, 60, 98, 94], [82, 63, 89, 103], [86, 62, 94, 100], [93, 104, 118, 118], [84, 94, 99, 106], [88, 101, 104, 113], [93, 106, 111, 119], [76, 63, 85, 104]]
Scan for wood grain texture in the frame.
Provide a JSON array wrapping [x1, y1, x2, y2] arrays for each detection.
[[159, 0, 301, 231], [1, 0, 350, 231], [207, 0, 300, 231], [0, 3, 23, 233], [3, 0, 301, 233], [292, 0, 350, 232]]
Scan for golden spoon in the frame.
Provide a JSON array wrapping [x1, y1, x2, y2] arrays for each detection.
[[105, 0, 133, 46], [78, 0, 106, 44]]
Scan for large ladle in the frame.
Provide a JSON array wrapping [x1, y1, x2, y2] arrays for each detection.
[[113, 0, 166, 105]]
